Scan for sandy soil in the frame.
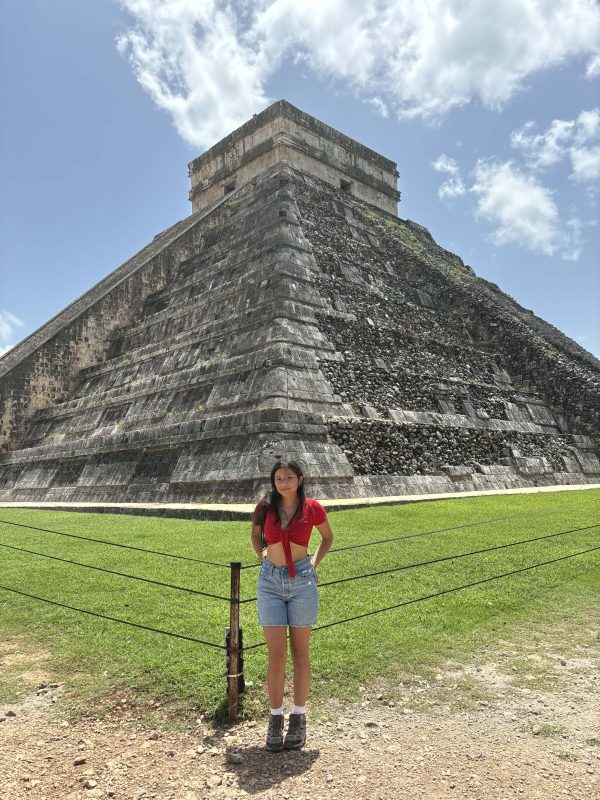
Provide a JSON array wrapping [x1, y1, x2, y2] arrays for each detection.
[[1, 622, 599, 800]]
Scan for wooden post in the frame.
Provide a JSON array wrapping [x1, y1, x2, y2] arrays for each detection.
[[227, 561, 242, 722]]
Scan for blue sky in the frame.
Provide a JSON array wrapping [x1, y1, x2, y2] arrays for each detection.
[[1, 0, 599, 359]]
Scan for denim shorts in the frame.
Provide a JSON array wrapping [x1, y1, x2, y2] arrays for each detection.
[[257, 556, 319, 627]]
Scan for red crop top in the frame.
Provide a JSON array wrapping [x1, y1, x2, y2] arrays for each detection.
[[260, 498, 327, 577]]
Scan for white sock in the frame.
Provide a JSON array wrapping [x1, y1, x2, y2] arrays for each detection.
[[270, 706, 284, 716], [292, 704, 306, 715]]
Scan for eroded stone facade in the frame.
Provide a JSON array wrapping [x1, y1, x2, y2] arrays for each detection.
[[188, 100, 400, 216], [0, 102, 598, 502]]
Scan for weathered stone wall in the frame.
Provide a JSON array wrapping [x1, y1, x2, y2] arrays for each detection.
[[328, 418, 595, 477], [188, 100, 400, 215], [0, 156, 597, 504], [0, 166, 354, 502], [0, 217, 203, 455], [292, 173, 600, 492]]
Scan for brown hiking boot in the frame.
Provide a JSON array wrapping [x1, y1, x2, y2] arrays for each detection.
[[266, 713, 284, 752], [283, 713, 306, 749]]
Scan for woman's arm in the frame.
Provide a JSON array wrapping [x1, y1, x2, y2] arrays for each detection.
[[311, 519, 334, 569], [251, 523, 266, 561]]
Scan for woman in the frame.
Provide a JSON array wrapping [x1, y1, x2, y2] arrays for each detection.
[[251, 460, 333, 752]]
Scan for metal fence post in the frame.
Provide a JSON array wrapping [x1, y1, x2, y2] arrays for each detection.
[[227, 561, 242, 721]]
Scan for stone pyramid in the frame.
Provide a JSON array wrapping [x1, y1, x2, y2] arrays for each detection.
[[1, 100, 598, 503]]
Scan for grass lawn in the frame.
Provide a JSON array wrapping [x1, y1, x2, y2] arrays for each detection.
[[0, 489, 598, 721]]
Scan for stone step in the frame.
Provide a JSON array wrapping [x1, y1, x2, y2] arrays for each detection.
[[23, 354, 341, 434], [22, 383, 344, 449], [70, 343, 335, 407], [0, 408, 331, 465], [385, 406, 555, 434], [123, 256, 320, 342], [76, 298, 329, 384], [106, 288, 328, 363]]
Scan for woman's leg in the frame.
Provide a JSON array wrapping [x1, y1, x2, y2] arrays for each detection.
[[263, 626, 288, 708], [289, 626, 312, 707]]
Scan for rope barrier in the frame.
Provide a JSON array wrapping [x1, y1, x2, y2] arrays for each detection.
[[319, 497, 600, 555], [316, 522, 599, 588], [234, 521, 599, 604], [239, 501, 600, 568], [0, 542, 233, 602], [0, 518, 231, 568], [3, 513, 597, 609], [328, 512, 557, 555], [312, 544, 600, 632], [3, 500, 598, 718], [2, 497, 598, 573], [0, 583, 226, 649], [243, 543, 600, 649]]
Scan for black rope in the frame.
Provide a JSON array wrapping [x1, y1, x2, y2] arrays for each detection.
[[243, 544, 600, 649], [313, 544, 600, 632], [2, 496, 598, 572], [0, 542, 233, 602], [324, 501, 600, 555], [0, 517, 231, 568], [239, 512, 499, 571], [235, 522, 599, 604], [239, 502, 600, 569], [0, 584, 226, 649], [317, 522, 599, 588], [329, 514, 540, 555]]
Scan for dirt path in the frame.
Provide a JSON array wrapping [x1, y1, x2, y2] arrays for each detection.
[[2, 623, 599, 800]]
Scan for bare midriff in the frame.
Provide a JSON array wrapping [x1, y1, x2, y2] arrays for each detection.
[[266, 540, 308, 567]]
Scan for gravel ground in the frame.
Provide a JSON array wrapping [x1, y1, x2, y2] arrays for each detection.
[[1, 624, 599, 800]]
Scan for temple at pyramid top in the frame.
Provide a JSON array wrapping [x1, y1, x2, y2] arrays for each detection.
[[188, 99, 400, 215]]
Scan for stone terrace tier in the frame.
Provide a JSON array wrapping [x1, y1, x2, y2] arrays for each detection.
[[0, 127, 598, 502], [294, 174, 600, 493], [0, 166, 357, 502]]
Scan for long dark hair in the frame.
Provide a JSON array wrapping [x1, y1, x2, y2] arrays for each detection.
[[253, 460, 307, 539]]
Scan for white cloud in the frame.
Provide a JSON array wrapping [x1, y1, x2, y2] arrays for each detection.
[[0, 310, 23, 357], [432, 154, 466, 199], [471, 160, 582, 259], [432, 155, 461, 175], [511, 108, 600, 182], [368, 96, 390, 118], [586, 51, 600, 76], [570, 109, 600, 181], [441, 110, 598, 259], [562, 215, 584, 261], [573, 109, 600, 144], [117, 1, 271, 149], [570, 144, 600, 181], [117, 0, 600, 149], [511, 119, 575, 169]]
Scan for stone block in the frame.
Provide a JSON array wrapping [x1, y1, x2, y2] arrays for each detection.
[[504, 402, 532, 423], [441, 465, 473, 480], [78, 457, 138, 487], [526, 403, 557, 427], [361, 405, 384, 420], [514, 456, 552, 476], [574, 451, 600, 474], [14, 464, 58, 489]]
